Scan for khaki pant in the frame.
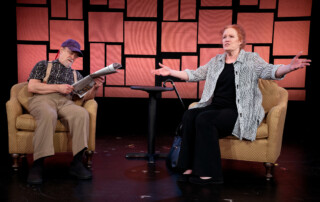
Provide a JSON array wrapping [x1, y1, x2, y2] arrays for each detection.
[[28, 93, 89, 161]]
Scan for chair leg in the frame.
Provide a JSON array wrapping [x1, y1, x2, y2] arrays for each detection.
[[11, 154, 20, 171], [85, 150, 94, 168], [264, 162, 274, 181]]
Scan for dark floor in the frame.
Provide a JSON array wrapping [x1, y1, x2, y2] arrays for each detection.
[[1, 131, 320, 202]]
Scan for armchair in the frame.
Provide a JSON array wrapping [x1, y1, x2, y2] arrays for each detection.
[[6, 82, 97, 170], [189, 79, 288, 180]]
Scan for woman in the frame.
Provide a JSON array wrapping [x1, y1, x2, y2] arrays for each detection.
[[152, 24, 311, 185]]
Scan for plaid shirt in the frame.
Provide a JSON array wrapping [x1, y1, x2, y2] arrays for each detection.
[[28, 59, 83, 85]]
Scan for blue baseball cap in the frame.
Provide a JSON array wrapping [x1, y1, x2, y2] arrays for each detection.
[[61, 39, 83, 56]]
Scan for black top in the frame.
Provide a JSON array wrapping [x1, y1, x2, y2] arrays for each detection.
[[211, 63, 237, 109]]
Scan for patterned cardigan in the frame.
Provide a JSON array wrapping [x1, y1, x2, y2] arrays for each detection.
[[184, 49, 283, 141]]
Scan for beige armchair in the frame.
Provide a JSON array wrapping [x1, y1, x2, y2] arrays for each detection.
[[6, 82, 97, 170], [189, 79, 288, 180]]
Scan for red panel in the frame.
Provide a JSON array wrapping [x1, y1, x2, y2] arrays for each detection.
[[49, 53, 58, 62], [162, 82, 197, 99], [109, 0, 125, 8], [274, 59, 306, 88], [68, 0, 83, 19], [259, 0, 276, 9], [106, 69, 124, 85], [125, 21, 157, 55], [273, 21, 310, 56], [200, 48, 224, 66], [17, 45, 47, 83], [287, 90, 305, 101], [181, 56, 198, 71], [198, 10, 232, 44], [278, 0, 312, 17], [201, 0, 232, 6], [90, 0, 107, 5], [51, 0, 66, 18], [107, 45, 122, 66], [89, 12, 123, 42], [162, 22, 197, 52], [254, 46, 270, 63], [163, 59, 180, 71], [163, 0, 179, 21], [95, 87, 104, 97], [244, 45, 252, 52], [72, 58, 83, 71], [17, 0, 46, 4], [50, 20, 84, 50], [180, 0, 196, 20], [90, 43, 105, 74], [237, 13, 274, 43], [16, 7, 48, 41], [90, 43, 105, 97], [240, 0, 258, 5], [126, 58, 155, 86], [105, 87, 148, 98], [127, 0, 157, 17]]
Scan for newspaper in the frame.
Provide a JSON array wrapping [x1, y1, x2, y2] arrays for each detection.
[[72, 63, 121, 98]]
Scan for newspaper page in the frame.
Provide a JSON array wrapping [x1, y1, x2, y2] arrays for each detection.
[[72, 63, 121, 98]]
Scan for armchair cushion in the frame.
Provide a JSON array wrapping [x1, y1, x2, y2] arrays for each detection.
[[16, 114, 68, 132]]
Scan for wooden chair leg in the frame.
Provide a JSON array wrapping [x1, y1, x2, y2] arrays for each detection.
[[85, 150, 94, 168], [264, 162, 274, 181], [11, 154, 20, 171]]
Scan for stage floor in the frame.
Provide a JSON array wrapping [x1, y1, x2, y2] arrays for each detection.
[[1, 133, 320, 202]]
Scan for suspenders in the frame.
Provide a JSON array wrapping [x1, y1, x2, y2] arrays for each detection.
[[43, 61, 77, 84], [43, 62, 52, 83]]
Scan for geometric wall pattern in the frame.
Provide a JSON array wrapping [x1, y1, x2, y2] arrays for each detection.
[[16, 0, 313, 100]]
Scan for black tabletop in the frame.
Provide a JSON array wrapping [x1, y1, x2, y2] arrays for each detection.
[[130, 85, 174, 92]]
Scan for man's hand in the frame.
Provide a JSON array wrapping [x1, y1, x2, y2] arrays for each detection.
[[58, 84, 74, 94], [93, 76, 105, 88]]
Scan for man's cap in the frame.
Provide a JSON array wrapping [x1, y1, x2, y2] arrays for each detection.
[[61, 39, 83, 56]]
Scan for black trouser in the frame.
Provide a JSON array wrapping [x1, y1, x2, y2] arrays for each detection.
[[177, 104, 238, 179]]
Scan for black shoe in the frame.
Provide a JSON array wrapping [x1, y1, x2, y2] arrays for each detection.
[[69, 161, 92, 180], [177, 174, 192, 183], [189, 176, 224, 185], [27, 159, 44, 185]]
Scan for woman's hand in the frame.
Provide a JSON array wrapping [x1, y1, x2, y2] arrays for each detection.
[[151, 63, 172, 76], [275, 51, 311, 78], [288, 51, 311, 71]]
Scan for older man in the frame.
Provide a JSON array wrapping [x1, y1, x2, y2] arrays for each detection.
[[27, 39, 104, 184]]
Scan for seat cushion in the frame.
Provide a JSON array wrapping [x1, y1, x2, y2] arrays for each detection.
[[16, 114, 69, 132], [223, 119, 268, 140]]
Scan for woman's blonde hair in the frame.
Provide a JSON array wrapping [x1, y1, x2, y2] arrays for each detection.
[[221, 24, 246, 49]]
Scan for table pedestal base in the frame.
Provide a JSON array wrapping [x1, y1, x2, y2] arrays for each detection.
[[126, 86, 174, 164]]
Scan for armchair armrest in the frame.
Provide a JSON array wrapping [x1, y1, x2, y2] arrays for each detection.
[[82, 99, 98, 151], [265, 88, 288, 161], [6, 98, 23, 153]]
